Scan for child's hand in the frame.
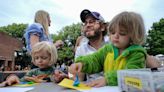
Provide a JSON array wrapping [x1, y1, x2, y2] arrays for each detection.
[[69, 63, 83, 76], [69, 63, 83, 80], [24, 75, 47, 83], [5, 74, 20, 86], [51, 70, 68, 83], [68, 63, 83, 75], [85, 77, 106, 87], [34, 74, 48, 79]]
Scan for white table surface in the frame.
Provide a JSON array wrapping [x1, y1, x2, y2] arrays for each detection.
[[0, 82, 120, 92]]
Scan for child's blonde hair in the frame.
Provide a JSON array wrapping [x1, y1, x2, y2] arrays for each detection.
[[31, 41, 58, 66], [108, 11, 145, 45], [34, 10, 50, 36]]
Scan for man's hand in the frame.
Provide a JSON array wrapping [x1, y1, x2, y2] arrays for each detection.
[[54, 40, 64, 49]]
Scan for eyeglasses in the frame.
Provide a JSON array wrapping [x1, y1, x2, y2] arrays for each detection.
[[83, 19, 100, 26]]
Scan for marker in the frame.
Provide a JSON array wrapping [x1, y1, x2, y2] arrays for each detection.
[[73, 74, 80, 86]]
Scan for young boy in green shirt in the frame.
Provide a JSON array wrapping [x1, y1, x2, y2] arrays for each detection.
[[69, 11, 147, 87]]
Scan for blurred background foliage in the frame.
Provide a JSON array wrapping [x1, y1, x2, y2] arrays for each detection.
[[145, 18, 164, 55], [0, 18, 164, 65]]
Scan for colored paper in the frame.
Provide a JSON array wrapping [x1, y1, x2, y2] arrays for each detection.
[[12, 81, 38, 87], [58, 78, 91, 91]]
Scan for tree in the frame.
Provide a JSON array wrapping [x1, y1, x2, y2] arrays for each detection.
[[146, 18, 164, 55], [0, 23, 27, 38], [52, 23, 82, 65], [53, 23, 82, 45]]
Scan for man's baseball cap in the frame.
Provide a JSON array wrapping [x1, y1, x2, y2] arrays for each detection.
[[80, 9, 105, 23]]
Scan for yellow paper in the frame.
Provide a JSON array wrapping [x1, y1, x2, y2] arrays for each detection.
[[58, 78, 91, 91]]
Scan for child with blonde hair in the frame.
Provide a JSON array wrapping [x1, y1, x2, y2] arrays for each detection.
[[69, 11, 147, 87], [0, 41, 67, 86], [24, 10, 63, 69]]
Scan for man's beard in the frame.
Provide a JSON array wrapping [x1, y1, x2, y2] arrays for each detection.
[[84, 29, 101, 40]]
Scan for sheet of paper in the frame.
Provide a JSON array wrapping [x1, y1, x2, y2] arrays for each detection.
[[12, 82, 38, 87], [0, 87, 34, 92], [58, 78, 91, 91], [82, 86, 120, 92]]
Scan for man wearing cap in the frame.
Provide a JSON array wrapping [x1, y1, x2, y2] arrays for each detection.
[[74, 9, 110, 81]]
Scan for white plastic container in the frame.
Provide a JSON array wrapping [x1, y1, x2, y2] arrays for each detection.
[[117, 68, 164, 92]]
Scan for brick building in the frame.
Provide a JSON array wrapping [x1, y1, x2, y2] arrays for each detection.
[[0, 32, 23, 71]]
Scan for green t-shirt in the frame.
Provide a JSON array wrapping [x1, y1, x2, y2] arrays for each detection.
[[20, 67, 54, 82]]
